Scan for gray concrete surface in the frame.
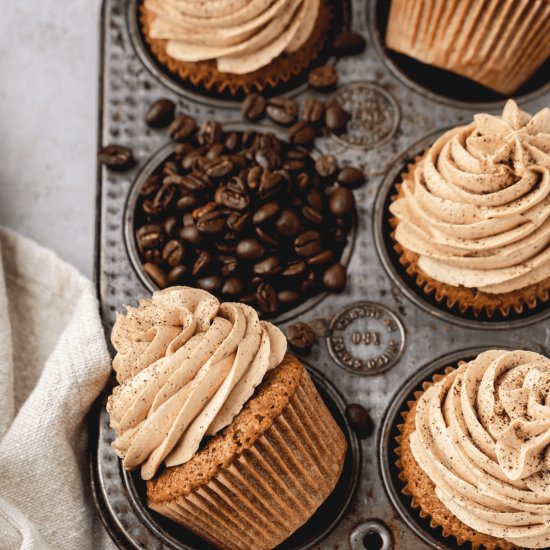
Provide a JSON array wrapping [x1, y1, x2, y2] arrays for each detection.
[[0, 2, 100, 278]]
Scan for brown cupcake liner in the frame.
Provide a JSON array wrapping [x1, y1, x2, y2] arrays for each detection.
[[140, 0, 332, 97], [389, 157, 550, 319], [395, 364, 518, 550], [385, 0, 550, 95], [147, 357, 347, 550]]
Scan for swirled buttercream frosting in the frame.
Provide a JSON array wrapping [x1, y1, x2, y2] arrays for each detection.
[[410, 350, 550, 548], [107, 287, 287, 480], [390, 100, 550, 294]]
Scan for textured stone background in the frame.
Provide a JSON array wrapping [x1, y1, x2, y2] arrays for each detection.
[[0, 2, 99, 277]]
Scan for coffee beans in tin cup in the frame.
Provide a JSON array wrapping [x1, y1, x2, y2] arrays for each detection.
[[133, 116, 358, 318]]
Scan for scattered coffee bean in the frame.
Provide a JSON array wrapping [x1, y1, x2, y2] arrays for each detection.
[[289, 122, 316, 147], [197, 275, 222, 293], [242, 93, 266, 121], [253, 202, 280, 225], [337, 166, 365, 189], [169, 115, 196, 142], [345, 403, 372, 438], [145, 98, 176, 128], [333, 31, 366, 57], [308, 65, 338, 91], [294, 231, 322, 257], [98, 144, 134, 171], [325, 102, 348, 134], [315, 155, 338, 179], [308, 249, 334, 265], [222, 277, 243, 296], [236, 238, 265, 260], [301, 98, 325, 126], [253, 256, 281, 276], [287, 322, 317, 353], [266, 97, 298, 126], [323, 262, 347, 291], [144, 262, 168, 289], [329, 187, 355, 217]]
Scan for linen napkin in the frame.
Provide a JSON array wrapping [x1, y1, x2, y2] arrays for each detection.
[[0, 227, 115, 550]]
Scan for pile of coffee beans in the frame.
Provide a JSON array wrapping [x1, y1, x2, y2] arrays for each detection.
[[133, 117, 357, 317]]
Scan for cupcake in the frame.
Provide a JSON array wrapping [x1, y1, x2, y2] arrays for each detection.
[[107, 286, 347, 549], [140, 0, 332, 96], [397, 349, 550, 549], [389, 100, 550, 318], [385, 0, 550, 95]]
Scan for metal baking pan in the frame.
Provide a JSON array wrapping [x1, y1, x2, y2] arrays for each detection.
[[92, 0, 550, 548]]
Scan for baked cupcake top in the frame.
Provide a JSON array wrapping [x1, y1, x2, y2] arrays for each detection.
[[144, 0, 320, 74], [390, 100, 550, 294], [411, 349, 550, 549], [107, 286, 286, 480]]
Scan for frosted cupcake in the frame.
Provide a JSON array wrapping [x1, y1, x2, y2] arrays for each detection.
[[385, 0, 550, 95], [107, 286, 347, 549], [140, 0, 331, 95], [389, 100, 550, 318], [398, 349, 550, 549]]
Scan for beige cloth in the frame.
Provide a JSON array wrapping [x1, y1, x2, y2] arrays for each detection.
[[0, 227, 115, 550]]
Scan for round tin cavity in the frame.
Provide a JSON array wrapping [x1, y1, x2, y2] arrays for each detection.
[[373, 129, 550, 330], [368, 0, 550, 110], [91, 366, 361, 550], [124, 122, 357, 325], [350, 520, 393, 550], [126, 0, 349, 108]]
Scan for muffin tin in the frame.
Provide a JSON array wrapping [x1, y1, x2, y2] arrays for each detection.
[[92, 0, 550, 548]]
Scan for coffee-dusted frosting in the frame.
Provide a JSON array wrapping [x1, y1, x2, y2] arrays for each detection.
[[390, 100, 550, 294], [107, 287, 287, 480], [144, 0, 320, 74], [410, 350, 550, 548]]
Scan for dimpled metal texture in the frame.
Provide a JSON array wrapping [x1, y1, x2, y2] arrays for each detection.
[[94, 0, 550, 548]]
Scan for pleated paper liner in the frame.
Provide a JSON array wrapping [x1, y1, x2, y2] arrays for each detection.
[[393, 364, 518, 550], [145, 354, 347, 550], [388, 157, 550, 321], [139, 0, 333, 98], [385, 0, 550, 95]]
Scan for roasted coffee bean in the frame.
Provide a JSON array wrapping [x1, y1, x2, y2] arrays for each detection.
[[193, 201, 217, 221], [256, 283, 278, 314], [197, 275, 222, 293], [236, 238, 265, 260], [169, 115, 196, 142], [294, 231, 321, 257], [323, 262, 347, 291], [253, 202, 279, 225], [345, 403, 372, 438], [227, 211, 249, 232], [308, 65, 338, 91], [177, 193, 198, 210], [219, 255, 239, 276], [174, 142, 192, 157], [192, 250, 212, 276], [282, 159, 306, 172], [196, 210, 226, 234], [302, 98, 325, 125], [307, 249, 334, 265], [253, 227, 276, 246], [182, 147, 206, 170], [281, 259, 307, 277], [278, 290, 300, 305], [296, 172, 311, 192], [315, 155, 338, 179], [136, 224, 164, 250], [145, 98, 176, 128], [287, 322, 317, 353], [163, 216, 178, 237], [206, 157, 234, 179], [266, 97, 297, 126], [182, 213, 194, 226], [258, 170, 286, 199], [206, 143, 226, 159], [255, 148, 280, 170], [330, 187, 355, 216], [289, 122, 316, 147], [198, 120, 222, 145], [140, 175, 162, 197], [215, 232, 238, 253], [337, 166, 365, 189], [162, 240, 185, 267], [247, 166, 262, 190], [167, 265, 187, 283], [325, 102, 348, 134], [179, 224, 203, 244], [242, 93, 266, 121], [222, 277, 244, 296], [333, 31, 366, 57], [253, 256, 281, 276], [307, 188, 322, 210], [219, 186, 249, 211], [98, 144, 134, 170], [143, 249, 162, 265], [276, 209, 303, 237], [144, 262, 168, 289], [181, 174, 209, 192], [224, 132, 239, 152], [302, 205, 323, 225], [301, 270, 317, 293]]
